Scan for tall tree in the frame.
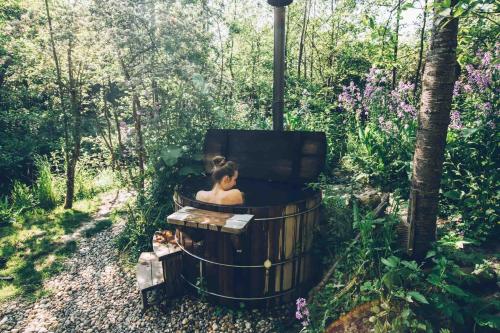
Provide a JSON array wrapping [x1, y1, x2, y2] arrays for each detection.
[[413, 0, 429, 97], [406, 0, 460, 260], [297, 0, 310, 80], [392, 0, 402, 90], [44, 0, 83, 209]]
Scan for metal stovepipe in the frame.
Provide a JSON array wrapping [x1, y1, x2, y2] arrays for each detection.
[[268, 0, 293, 131]]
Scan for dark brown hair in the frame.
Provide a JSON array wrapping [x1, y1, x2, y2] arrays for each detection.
[[211, 156, 238, 183]]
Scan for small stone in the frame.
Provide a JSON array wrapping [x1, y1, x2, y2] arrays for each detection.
[[212, 323, 218, 331], [245, 322, 251, 330], [182, 318, 188, 325]]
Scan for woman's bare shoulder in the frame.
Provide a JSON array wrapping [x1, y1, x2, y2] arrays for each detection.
[[196, 190, 209, 201], [224, 189, 244, 204]]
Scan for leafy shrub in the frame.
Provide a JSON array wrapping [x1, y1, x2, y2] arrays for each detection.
[[34, 156, 59, 210], [74, 166, 97, 200], [440, 47, 499, 242], [11, 181, 37, 213], [0, 197, 16, 227], [92, 168, 116, 192], [338, 69, 417, 194]]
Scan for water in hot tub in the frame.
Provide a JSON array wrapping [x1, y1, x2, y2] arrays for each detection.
[[179, 176, 317, 207]]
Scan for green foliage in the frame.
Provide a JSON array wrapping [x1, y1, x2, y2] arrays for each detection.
[[0, 197, 16, 227], [439, 46, 499, 242], [11, 181, 37, 213], [308, 181, 498, 332], [115, 203, 162, 261], [34, 157, 59, 210]]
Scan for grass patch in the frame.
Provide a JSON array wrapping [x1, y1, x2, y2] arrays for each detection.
[[83, 219, 112, 238], [0, 197, 99, 303]]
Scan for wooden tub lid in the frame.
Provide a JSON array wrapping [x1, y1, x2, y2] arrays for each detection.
[[167, 206, 254, 234], [203, 129, 326, 183]]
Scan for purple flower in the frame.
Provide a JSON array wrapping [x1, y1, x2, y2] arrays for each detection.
[[481, 102, 492, 111], [450, 111, 462, 130], [466, 64, 491, 90], [296, 297, 306, 308], [295, 298, 310, 327], [481, 51, 491, 67], [338, 82, 362, 111], [453, 81, 461, 97], [397, 81, 414, 92], [379, 116, 394, 133]]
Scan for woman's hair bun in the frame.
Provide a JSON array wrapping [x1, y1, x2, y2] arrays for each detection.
[[210, 156, 238, 183], [212, 155, 227, 168]]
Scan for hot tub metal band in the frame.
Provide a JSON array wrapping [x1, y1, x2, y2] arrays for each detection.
[[174, 236, 308, 268], [180, 273, 297, 301], [172, 197, 321, 221]]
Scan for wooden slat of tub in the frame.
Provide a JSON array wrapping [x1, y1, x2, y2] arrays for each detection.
[[294, 200, 306, 290], [265, 206, 281, 298], [249, 207, 267, 298], [274, 210, 284, 294], [220, 233, 234, 301], [204, 231, 218, 297], [282, 203, 297, 292]]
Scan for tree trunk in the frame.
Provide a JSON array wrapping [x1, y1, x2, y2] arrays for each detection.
[[392, 0, 401, 90], [102, 88, 116, 171], [64, 42, 82, 209], [117, 56, 145, 193], [413, 0, 428, 97], [112, 105, 132, 183], [407, 0, 459, 260], [44, 0, 71, 183], [297, 0, 309, 80], [64, 159, 76, 209], [132, 96, 145, 193]]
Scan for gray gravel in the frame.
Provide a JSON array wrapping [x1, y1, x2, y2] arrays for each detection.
[[0, 191, 297, 333]]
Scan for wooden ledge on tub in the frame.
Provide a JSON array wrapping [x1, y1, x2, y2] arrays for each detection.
[[167, 206, 254, 235]]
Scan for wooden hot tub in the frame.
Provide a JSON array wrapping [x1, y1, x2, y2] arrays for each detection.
[[172, 129, 326, 307]]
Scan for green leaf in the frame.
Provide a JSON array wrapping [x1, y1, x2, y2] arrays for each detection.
[[474, 314, 500, 329], [381, 256, 399, 268], [382, 271, 401, 290], [443, 284, 468, 297], [179, 165, 203, 176], [425, 250, 436, 259], [407, 291, 429, 304], [443, 190, 461, 200], [161, 147, 183, 167]]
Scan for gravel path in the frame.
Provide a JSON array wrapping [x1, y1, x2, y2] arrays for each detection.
[[0, 190, 297, 333]]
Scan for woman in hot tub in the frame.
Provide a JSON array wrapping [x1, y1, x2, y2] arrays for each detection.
[[196, 156, 244, 205]]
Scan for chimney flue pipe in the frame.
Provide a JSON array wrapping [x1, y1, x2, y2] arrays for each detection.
[[268, 0, 292, 131]]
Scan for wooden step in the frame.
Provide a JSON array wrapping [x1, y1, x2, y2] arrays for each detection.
[[152, 234, 184, 297], [137, 252, 165, 309], [137, 252, 164, 291]]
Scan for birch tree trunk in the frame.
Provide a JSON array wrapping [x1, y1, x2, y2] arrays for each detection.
[[407, 0, 459, 260]]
